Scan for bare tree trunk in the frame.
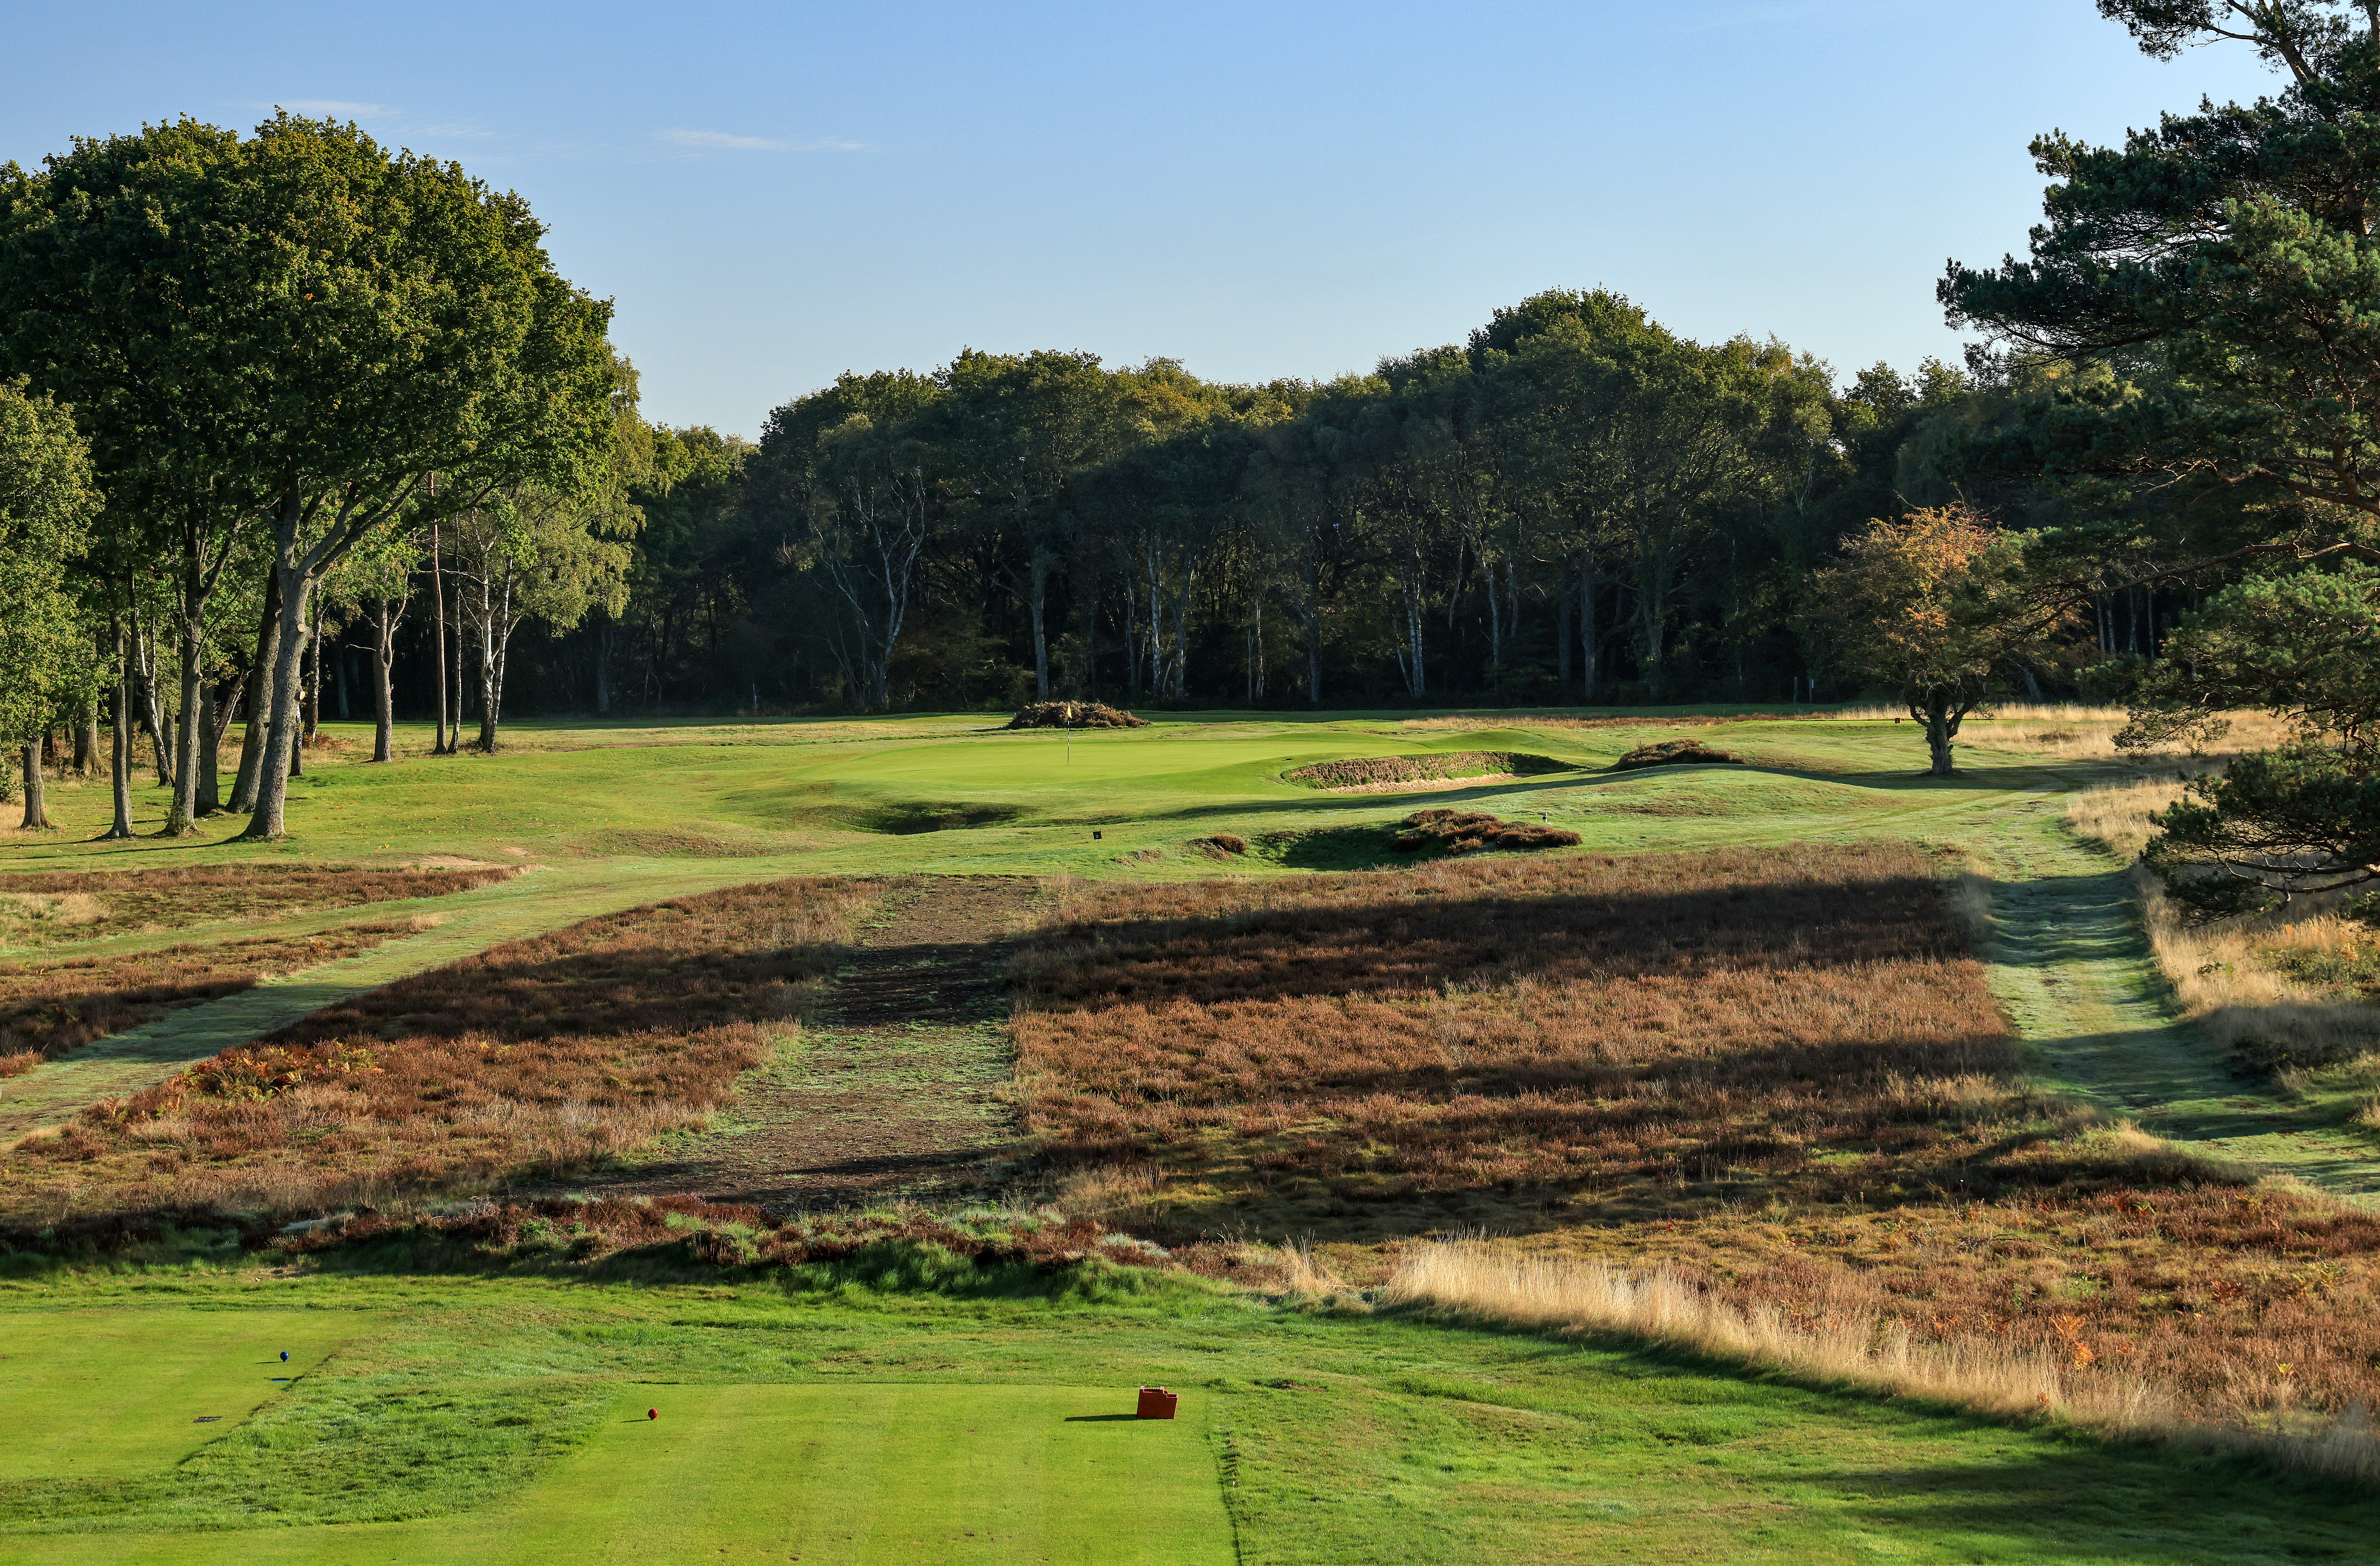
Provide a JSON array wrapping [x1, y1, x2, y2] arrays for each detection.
[[73, 701, 97, 776], [239, 504, 319, 842], [431, 523, 452, 755], [449, 570, 465, 753], [18, 746, 49, 830], [230, 571, 282, 812], [103, 628, 133, 839], [1555, 565, 1573, 690], [1580, 565, 1599, 703], [163, 584, 205, 834], [1030, 552, 1051, 700], [372, 599, 397, 763], [195, 680, 221, 816], [1917, 696, 1963, 777]]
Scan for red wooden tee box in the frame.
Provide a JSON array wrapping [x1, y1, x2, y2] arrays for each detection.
[[1136, 1385, 1178, 1419]]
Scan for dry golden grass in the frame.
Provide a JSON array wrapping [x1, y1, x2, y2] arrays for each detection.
[[1015, 845, 2380, 1441], [2066, 781, 2380, 1068], [0, 864, 514, 950], [1385, 1237, 2380, 1486], [0, 877, 874, 1221]]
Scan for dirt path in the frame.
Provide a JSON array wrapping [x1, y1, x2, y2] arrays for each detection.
[[1976, 779, 2380, 1204], [565, 876, 1040, 1212]]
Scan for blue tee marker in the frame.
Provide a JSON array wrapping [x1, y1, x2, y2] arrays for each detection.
[[280, 1351, 289, 1362]]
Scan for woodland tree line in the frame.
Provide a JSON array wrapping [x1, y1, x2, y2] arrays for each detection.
[[3, 0, 2380, 920]]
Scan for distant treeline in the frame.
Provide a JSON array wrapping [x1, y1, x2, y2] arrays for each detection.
[[420, 288, 2106, 720]]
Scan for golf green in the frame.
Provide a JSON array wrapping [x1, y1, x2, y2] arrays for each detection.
[[6, 1382, 1233, 1565], [0, 1308, 361, 1481]]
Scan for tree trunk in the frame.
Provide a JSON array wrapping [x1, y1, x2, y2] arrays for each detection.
[[1030, 554, 1050, 700], [73, 702, 97, 776], [163, 610, 205, 834], [372, 599, 396, 763], [431, 523, 452, 755], [1555, 566, 1573, 690], [230, 570, 282, 812], [1580, 563, 1598, 702], [195, 679, 221, 816], [595, 620, 612, 715], [18, 746, 49, 831], [237, 520, 317, 842], [103, 636, 133, 839], [449, 571, 466, 753], [1916, 697, 1961, 777]]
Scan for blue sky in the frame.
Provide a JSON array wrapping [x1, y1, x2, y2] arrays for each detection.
[[8, 2, 2277, 435]]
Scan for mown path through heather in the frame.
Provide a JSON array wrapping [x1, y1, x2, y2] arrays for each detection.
[[1975, 771, 2380, 1204], [549, 875, 1037, 1210]]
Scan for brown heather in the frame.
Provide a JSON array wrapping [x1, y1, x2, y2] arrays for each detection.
[[0, 877, 872, 1220], [1283, 752, 1574, 789], [0, 863, 516, 949], [0, 922, 430, 1076], [1012, 844, 2380, 1435]]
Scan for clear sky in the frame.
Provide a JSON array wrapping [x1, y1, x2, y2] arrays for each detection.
[[7, 2, 2279, 436]]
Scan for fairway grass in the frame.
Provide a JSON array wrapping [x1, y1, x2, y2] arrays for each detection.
[[3, 1270, 2374, 1565]]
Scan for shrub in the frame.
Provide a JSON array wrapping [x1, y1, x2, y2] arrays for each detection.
[[1390, 809, 1580, 854], [1006, 701, 1147, 730], [1284, 752, 1573, 789], [1611, 739, 1744, 771]]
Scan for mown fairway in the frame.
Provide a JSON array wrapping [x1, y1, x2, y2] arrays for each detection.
[[1, 1271, 2372, 1566], [4, 707, 2378, 1563]]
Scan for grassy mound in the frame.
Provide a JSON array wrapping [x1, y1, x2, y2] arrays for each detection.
[[1190, 833, 1247, 859], [1389, 808, 1581, 855], [1005, 701, 1147, 730], [1285, 751, 1575, 788], [1611, 738, 1745, 771]]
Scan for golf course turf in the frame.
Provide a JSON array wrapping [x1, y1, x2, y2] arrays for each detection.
[[3, 705, 2378, 1561]]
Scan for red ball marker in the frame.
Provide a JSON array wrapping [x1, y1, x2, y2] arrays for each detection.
[[647, 1408, 658, 1421]]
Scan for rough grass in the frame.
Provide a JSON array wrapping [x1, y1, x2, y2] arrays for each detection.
[[0, 877, 874, 1221], [0, 921, 434, 1076], [0, 864, 514, 950], [1012, 845, 2380, 1443], [2066, 779, 2380, 1070], [1282, 751, 1574, 789]]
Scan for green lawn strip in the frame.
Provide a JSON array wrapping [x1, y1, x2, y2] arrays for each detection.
[[1965, 766, 2380, 1204], [0, 1271, 2368, 1563], [0, 1307, 362, 1481], [0, 710, 2024, 882]]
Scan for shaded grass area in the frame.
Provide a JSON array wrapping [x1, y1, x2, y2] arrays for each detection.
[[0, 879, 875, 1220], [0, 1267, 2371, 1564], [0, 923, 427, 1076], [1014, 845, 2380, 1435], [0, 866, 515, 950]]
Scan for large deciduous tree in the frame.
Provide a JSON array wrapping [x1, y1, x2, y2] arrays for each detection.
[[1804, 506, 2049, 776], [0, 114, 613, 841], [0, 380, 99, 829]]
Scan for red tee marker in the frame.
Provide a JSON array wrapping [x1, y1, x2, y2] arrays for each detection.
[[647, 1408, 658, 1421], [1136, 1386, 1177, 1419]]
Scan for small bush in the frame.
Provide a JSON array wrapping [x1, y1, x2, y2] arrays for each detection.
[[1285, 752, 1573, 789], [1006, 701, 1147, 730], [1390, 809, 1580, 855], [1611, 739, 1744, 771]]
